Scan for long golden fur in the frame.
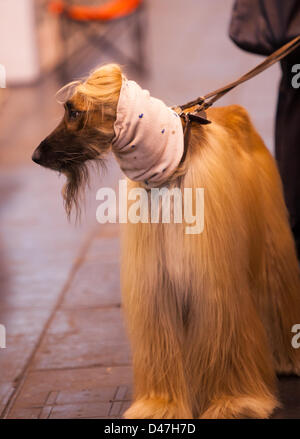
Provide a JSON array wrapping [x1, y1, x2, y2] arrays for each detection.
[[33, 64, 300, 418]]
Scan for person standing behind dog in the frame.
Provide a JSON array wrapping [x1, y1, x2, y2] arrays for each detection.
[[229, 0, 300, 260]]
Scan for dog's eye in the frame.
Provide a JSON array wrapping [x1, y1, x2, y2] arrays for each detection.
[[69, 110, 81, 120]]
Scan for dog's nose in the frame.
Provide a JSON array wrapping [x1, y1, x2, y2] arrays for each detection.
[[32, 147, 41, 164]]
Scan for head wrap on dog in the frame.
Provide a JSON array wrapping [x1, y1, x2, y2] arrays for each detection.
[[112, 78, 184, 187]]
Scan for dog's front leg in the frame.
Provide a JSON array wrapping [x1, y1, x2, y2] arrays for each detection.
[[121, 284, 193, 419], [121, 224, 193, 419]]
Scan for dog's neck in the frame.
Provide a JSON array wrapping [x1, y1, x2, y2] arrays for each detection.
[[111, 79, 184, 187]]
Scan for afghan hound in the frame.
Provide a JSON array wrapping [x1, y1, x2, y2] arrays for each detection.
[[32, 63, 300, 418]]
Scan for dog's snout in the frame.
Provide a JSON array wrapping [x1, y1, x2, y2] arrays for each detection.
[[32, 147, 41, 164]]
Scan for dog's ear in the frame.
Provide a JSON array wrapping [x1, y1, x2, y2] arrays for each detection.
[[73, 64, 123, 112], [58, 63, 123, 104]]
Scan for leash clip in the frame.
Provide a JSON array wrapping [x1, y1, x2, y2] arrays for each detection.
[[178, 106, 211, 126]]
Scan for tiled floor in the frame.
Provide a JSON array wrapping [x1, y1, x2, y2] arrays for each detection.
[[0, 0, 299, 419], [4, 226, 133, 420]]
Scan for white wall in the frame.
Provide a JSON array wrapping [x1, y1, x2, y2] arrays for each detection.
[[0, 0, 39, 84]]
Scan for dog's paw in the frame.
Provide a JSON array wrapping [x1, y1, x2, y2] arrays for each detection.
[[276, 364, 300, 376], [199, 395, 279, 419], [275, 356, 300, 376], [123, 398, 192, 419]]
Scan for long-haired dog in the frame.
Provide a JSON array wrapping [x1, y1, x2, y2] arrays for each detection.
[[32, 64, 300, 419]]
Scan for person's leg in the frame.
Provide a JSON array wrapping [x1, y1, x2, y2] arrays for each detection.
[[275, 52, 300, 260]]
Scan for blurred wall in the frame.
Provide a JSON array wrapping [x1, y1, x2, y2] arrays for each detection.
[[0, 0, 40, 83]]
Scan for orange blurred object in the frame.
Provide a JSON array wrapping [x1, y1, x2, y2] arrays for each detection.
[[48, 0, 142, 21]]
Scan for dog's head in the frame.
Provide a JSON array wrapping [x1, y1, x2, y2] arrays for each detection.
[[32, 64, 123, 217]]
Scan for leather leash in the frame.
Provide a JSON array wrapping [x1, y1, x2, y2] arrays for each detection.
[[176, 34, 300, 148]]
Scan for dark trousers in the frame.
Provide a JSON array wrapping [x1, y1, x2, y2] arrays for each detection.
[[275, 50, 300, 260]]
